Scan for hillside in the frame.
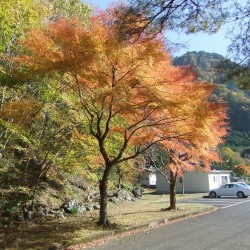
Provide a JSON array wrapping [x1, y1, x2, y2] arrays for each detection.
[[173, 51, 250, 153], [173, 51, 226, 83]]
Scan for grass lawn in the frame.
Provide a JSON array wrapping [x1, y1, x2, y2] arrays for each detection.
[[1, 191, 215, 250]]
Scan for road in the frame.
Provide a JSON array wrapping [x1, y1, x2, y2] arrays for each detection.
[[86, 199, 250, 250], [180, 196, 250, 208]]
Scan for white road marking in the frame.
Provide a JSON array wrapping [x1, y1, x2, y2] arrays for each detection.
[[180, 198, 250, 209], [196, 200, 239, 203], [184, 199, 241, 204], [184, 202, 234, 207], [221, 199, 250, 209]]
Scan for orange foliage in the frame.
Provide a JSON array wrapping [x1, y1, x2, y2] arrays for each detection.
[[160, 98, 228, 175], [0, 99, 42, 128], [233, 165, 250, 177], [12, 9, 230, 223], [14, 17, 96, 74], [14, 10, 228, 168]]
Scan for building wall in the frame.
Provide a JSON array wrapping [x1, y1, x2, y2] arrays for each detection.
[[156, 172, 209, 193], [140, 172, 156, 186], [208, 174, 230, 189], [181, 172, 209, 193], [156, 173, 170, 193], [156, 171, 231, 194]]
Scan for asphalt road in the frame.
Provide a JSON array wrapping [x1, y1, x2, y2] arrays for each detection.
[[87, 199, 250, 250], [180, 196, 250, 208]]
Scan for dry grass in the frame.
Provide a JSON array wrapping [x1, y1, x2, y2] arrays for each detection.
[[1, 191, 213, 250], [107, 191, 209, 227]]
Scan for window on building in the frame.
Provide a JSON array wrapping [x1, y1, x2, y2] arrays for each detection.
[[221, 176, 228, 184]]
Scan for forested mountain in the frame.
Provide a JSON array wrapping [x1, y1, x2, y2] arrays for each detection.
[[173, 51, 250, 154], [173, 51, 226, 83]]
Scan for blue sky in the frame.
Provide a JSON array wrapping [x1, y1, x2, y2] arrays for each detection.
[[84, 0, 230, 58]]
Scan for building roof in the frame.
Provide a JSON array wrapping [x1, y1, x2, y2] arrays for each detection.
[[209, 169, 232, 174], [140, 166, 157, 173]]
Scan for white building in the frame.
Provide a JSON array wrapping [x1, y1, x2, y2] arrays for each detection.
[[140, 166, 157, 187], [156, 170, 232, 194]]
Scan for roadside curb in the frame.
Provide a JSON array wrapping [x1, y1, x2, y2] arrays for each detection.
[[63, 206, 216, 250]]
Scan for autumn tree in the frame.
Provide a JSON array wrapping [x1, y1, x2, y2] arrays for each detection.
[[0, 0, 93, 213], [146, 87, 228, 209], [0, 0, 91, 54], [233, 165, 250, 180], [13, 11, 228, 226], [0, 0, 91, 132], [166, 100, 227, 209], [0, 79, 100, 209], [219, 147, 241, 168], [115, 1, 227, 37], [115, 1, 249, 89], [226, 0, 250, 89]]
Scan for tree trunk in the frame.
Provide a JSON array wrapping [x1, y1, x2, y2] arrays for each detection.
[[98, 165, 112, 226], [169, 169, 177, 210], [31, 162, 50, 210], [118, 173, 122, 189]]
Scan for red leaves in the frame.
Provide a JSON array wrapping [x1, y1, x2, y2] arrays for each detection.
[[13, 11, 228, 169], [14, 17, 96, 74], [0, 99, 42, 128], [233, 165, 250, 177]]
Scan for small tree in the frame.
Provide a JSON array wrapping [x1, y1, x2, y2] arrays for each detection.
[[149, 97, 228, 210], [233, 165, 250, 180]]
